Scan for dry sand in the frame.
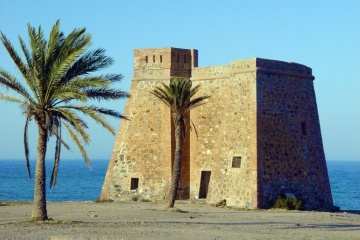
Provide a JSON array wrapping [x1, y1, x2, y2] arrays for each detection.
[[1, 201, 360, 240]]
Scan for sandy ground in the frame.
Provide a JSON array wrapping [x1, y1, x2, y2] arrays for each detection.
[[0, 201, 360, 240]]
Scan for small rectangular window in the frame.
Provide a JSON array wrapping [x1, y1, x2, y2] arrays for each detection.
[[301, 122, 307, 135], [130, 178, 139, 190], [153, 55, 155, 63], [232, 157, 242, 168], [160, 55, 162, 63], [145, 56, 148, 63]]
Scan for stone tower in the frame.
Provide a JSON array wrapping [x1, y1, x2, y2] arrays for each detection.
[[100, 47, 334, 210]]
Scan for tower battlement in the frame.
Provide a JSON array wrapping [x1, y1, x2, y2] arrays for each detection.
[[133, 48, 198, 79]]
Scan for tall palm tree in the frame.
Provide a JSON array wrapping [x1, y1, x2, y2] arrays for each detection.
[[0, 20, 129, 221], [150, 79, 209, 208]]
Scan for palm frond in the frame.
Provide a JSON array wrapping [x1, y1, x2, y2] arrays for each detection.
[[0, 94, 26, 104], [60, 105, 126, 134], [56, 108, 90, 144], [150, 87, 173, 109], [189, 117, 199, 138], [0, 32, 29, 81], [69, 74, 123, 88], [51, 89, 89, 103], [45, 20, 62, 63], [83, 109, 116, 134], [61, 49, 117, 83], [82, 88, 130, 101], [189, 84, 201, 98], [184, 96, 210, 112], [50, 118, 61, 188], [18, 36, 41, 102], [63, 122, 91, 170], [0, 72, 34, 102], [45, 46, 88, 103], [27, 23, 46, 101], [24, 116, 31, 179], [66, 76, 112, 88], [48, 117, 71, 151], [18, 36, 32, 67]]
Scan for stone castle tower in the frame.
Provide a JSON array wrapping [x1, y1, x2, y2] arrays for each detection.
[[100, 47, 334, 210]]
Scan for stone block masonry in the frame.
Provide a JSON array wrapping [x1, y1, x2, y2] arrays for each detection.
[[99, 47, 334, 210]]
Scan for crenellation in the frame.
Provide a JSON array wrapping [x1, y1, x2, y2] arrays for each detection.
[[100, 47, 334, 211]]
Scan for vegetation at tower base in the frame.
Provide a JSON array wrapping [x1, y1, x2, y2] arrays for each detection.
[[0, 20, 129, 221], [272, 194, 303, 210], [150, 79, 210, 208]]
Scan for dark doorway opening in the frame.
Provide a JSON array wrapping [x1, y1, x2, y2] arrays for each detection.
[[130, 178, 139, 190], [199, 171, 211, 199]]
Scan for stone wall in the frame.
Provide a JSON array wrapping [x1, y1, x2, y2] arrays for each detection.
[[190, 59, 258, 208], [100, 79, 172, 201], [255, 58, 333, 209]]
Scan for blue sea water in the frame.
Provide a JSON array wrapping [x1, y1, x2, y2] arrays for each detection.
[[0, 159, 359, 210], [327, 161, 360, 210], [0, 159, 108, 202]]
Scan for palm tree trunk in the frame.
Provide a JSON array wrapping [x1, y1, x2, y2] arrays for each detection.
[[31, 124, 48, 221], [167, 121, 183, 208]]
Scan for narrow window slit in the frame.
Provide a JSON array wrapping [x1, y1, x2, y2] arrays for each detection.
[[301, 122, 307, 135]]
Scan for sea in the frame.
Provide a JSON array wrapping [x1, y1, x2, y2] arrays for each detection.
[[0, 159, 359, 210]]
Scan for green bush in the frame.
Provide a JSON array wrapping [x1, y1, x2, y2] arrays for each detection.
[[273, 196, 303, 210], [94, 198, 114, 203]]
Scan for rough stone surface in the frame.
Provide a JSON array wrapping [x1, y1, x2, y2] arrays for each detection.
[[100, 47, 334, 210]]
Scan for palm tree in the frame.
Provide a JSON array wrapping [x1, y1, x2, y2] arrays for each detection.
[[0, 20, 129, 221], [150, 79, 209, 208]]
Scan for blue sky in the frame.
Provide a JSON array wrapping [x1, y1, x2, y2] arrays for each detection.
[[0, 1, 359, 161]]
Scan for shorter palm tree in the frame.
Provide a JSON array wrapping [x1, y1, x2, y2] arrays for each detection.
[[150, 79, 209, 208], [0, 20, 129, 221]]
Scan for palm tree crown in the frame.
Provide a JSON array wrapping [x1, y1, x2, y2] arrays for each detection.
[[150, 79, 209, 142]]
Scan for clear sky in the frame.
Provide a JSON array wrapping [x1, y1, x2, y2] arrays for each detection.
[[0, 1, 359, 161]]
